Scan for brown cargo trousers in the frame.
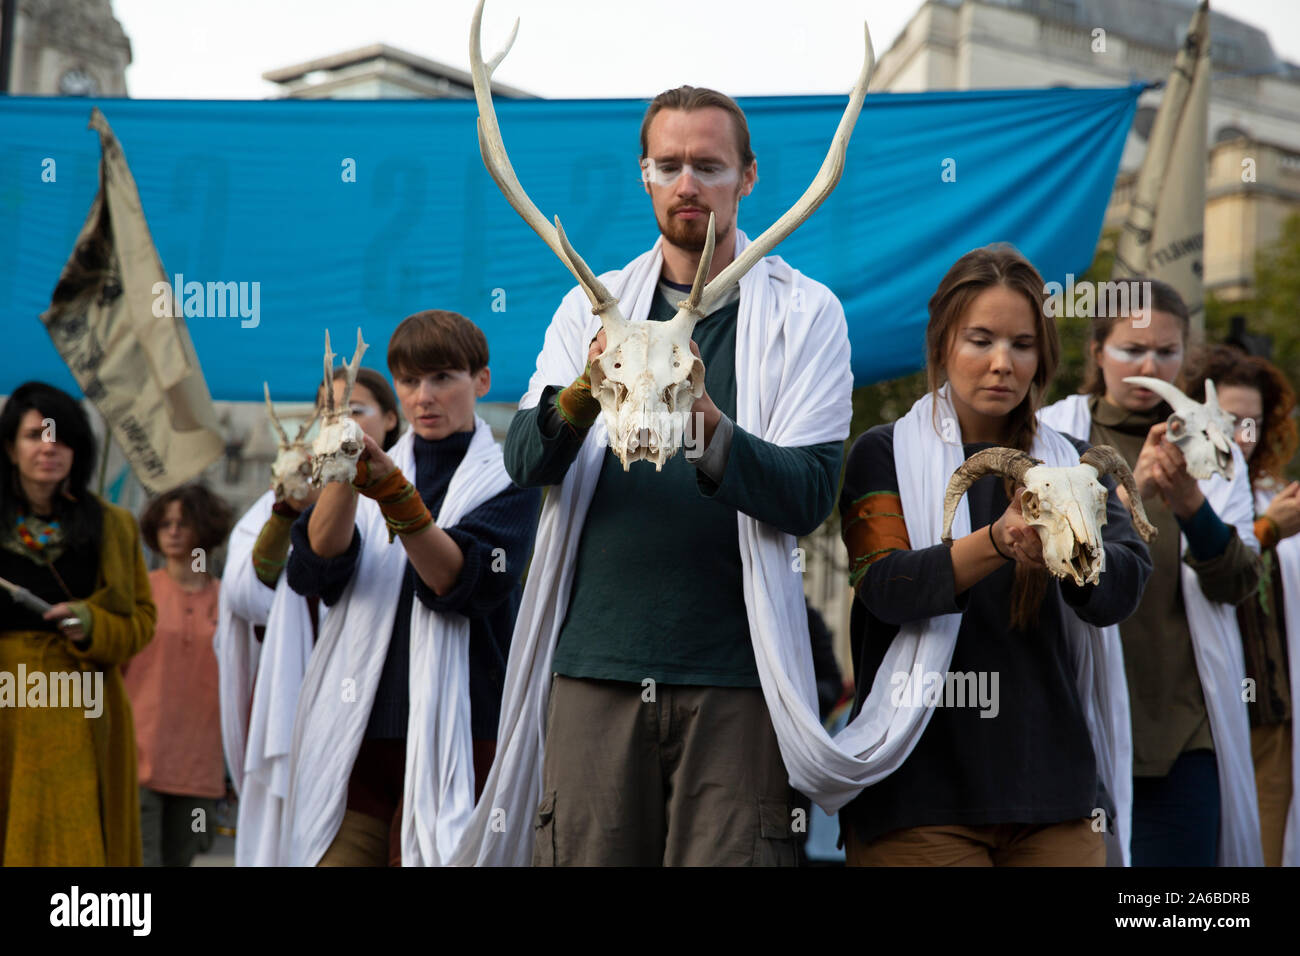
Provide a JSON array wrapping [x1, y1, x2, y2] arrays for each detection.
[[532, 675, 799, 866]]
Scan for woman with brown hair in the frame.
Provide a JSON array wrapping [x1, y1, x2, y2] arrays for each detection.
[[836, 246, 1151, 866], [1185, 345, 1300, 866], [126, 483, 234, 866], [0, 381, 156, 866], [1040, 283, 1263, 866]]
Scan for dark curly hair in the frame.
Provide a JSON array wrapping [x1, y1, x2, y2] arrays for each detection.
[[139, 483, 235, 555], [0, 381, 102, 552], [1184, 345, 1298, 487]]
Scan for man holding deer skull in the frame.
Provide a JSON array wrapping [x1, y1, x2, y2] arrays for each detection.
[[501, 87, 853, 866]]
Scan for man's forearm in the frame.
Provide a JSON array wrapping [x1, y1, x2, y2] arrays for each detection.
[[308, 482, 360, 558]]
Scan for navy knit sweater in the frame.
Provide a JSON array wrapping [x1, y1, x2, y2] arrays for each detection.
[[286, 429, 542, 741]]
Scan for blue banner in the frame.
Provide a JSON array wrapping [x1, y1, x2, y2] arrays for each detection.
[[0, 85, 1139, 402]]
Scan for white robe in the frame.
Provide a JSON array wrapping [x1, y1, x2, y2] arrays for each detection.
[[235, 564, 321, 866], [1040, 393, 1263, 866], [280, 419, 514, 866], [1253, 486, 1300, 866], [449, 231, 854, 866], [213, 490, 275, 796]]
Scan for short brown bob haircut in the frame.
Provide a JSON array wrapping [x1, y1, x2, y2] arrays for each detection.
[[387, 310, 489, 379]]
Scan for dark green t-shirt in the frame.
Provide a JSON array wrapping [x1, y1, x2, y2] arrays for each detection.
[[551, 290, 756, 685]]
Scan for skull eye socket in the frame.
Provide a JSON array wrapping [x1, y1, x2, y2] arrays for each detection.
[[298, 462, 312, 476]]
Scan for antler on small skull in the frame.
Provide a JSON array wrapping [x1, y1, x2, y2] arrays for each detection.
[[469, 0, 875, 470], [265, 382, 319, 504], [941, 444, 1156, 587], [311, 328, 370, 485], [1123, 376, 1236, 481]]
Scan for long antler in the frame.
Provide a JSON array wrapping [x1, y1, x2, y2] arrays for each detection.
[[695, 24, 875, 315], [264, 382, 291, 447], [470, 0, 620, 318]]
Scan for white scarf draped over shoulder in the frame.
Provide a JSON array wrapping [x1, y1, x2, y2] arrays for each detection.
[[280, 419, 514, 866], [449, 230, 853, 865], [1040, 393, 1263, 866]]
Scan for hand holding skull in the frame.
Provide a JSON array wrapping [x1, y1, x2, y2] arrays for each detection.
[[1141, 423, 1206, 519], [993, 487, 1047, 568], [686, 340, 721, 452], [1265, 481, 1300, 540]]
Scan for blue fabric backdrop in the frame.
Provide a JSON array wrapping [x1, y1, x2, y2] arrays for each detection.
[[0, 85, 1139, 402]]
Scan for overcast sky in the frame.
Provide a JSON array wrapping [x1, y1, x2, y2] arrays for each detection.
[[113, 0, 1300, 101]]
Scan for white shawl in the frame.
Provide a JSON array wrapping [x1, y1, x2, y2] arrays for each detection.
[[235, 563, 320, 867], [1254, 486, 1300, 866], [449, 231, 853, 866], [280, 419, 514, 866], [213, 490, 274, 795], [1041, 393, 1263, 866]]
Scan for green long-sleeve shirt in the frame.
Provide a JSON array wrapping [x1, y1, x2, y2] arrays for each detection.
[[504, 285, 842, 686]]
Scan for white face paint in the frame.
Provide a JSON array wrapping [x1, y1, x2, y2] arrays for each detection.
[[1123, 375, 1236, 480]]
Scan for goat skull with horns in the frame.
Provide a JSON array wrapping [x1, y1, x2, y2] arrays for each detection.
[[1123, 376, 1236, 481], [311, 328, 370, 485], [264, 382, 320, 504], [941, 445, 1157, 587], [469, 0, 875, 470]]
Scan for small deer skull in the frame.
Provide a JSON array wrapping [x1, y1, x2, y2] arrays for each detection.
[[942, 445, 1156, 587], [264, 382, 319, 504], [1123, 376, 1235, 481], [311, 328, 369, 485]]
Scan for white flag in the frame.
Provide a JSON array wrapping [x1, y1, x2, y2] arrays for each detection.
[[1113, 0, 1210, 334], [40, 107, 223, 494]]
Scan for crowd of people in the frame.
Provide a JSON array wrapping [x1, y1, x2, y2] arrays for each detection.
[[0, 81, 1295, 868]]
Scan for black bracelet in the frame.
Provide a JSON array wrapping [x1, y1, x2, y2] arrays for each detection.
[[988, 522, 1013, 561]]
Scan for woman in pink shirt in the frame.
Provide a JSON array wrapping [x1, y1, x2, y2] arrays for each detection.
[[126, 484, 234, 866]]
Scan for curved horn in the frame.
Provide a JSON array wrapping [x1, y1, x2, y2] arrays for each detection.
[[553, 217, 621, 321], [682, 212, 716, 318], [263, 382, 290, 447], [1079, 444, 1157, 542], [1122, 376, 1195, 414], [294, 402, 321, 445], [941, 447, 1039, 544]]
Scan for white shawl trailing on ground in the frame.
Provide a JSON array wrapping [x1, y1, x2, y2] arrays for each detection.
[[449, 232, 853, 866], [825, 387, 1136, 862], [1254, 486, 1300, 866], [280, 419, 512, 867], [214, 490, 274, 794], [1041, 393, 1263, 866], [235, 569, 319, 866]]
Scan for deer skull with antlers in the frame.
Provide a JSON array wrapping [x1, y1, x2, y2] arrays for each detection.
[[1123, 376, 1236, 481], [469, 0, 875, 470], [941, 445, 1156, 587], [264, 383, 320, 504], [311, 329, 369, 485]]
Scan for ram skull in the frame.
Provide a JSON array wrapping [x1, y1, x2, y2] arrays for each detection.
[[941, 445, 1156, 587], [264, 382, 319, 504], [311, 328, 369, 485], [469, 0, 875, 469], [1123, 375, 1235, 481]]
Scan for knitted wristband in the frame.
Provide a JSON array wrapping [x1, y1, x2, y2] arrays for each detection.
[[555, 363, 601, 431], [355, 467, 433, 542]]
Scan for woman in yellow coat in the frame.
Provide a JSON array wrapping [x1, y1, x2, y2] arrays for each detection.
[[0, 382, 155, 866]]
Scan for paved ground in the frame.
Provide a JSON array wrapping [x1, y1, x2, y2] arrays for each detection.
[[193, 833, 235, 867]]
